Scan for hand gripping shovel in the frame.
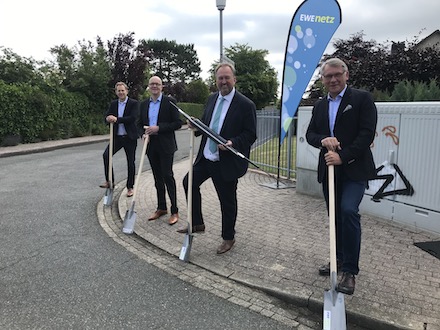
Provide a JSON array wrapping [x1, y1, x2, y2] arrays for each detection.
[[323, 165, 347, 330], [103, 122, 114, 206], [122, 129, 150, 234], [179, 129, 195, 261]]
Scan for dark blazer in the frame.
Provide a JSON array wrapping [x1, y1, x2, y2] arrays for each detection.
[[195, 91, 257, 181], [105, 98, 140, 140], [306, 87, 377, 183], [138, 95, 182, 153]]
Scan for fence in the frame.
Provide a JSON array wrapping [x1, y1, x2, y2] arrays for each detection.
[[250, 109, 297, 180]]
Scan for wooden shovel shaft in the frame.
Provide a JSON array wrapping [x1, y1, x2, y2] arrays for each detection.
[[187, 129, 195, 232], [108, 122, 114, 189], [130, 127, 150, 203], [328, 164, 337, 289]]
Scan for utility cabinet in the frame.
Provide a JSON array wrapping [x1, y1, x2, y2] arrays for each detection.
[[296, 102, 440, 234]]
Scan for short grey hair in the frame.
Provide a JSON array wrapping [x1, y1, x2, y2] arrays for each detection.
[[319, 58, 348, 75], [215, 62, 236, 76]]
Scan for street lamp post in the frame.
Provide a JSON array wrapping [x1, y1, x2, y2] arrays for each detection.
[[216, 0, 226, 62]]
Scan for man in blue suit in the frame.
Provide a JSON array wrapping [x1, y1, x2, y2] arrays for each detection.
[[100, 82, 139, 197], [306, 58, 377, 295], [178, 63, 257, 255]]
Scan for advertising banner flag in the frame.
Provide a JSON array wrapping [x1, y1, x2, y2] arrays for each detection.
[[280, 0, 341, 143]]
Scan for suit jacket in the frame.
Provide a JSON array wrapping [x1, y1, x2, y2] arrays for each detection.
[[138, 95, 182, 153], [306, 87, 377, 183], [105, 98, 140, 140], [195, 91, 257, 181]]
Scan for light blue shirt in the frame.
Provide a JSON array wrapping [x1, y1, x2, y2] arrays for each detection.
[[326, 85, 347, 136], [117, 98, 128, 136], [204, 88, 235, 161], [148, 94, 162, 126]]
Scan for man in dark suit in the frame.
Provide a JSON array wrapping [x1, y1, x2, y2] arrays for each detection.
[[177, 63, 257, 254], [100, 82, 139, 197], [138, 76, 182, 225], [306, 58, 377, 295]]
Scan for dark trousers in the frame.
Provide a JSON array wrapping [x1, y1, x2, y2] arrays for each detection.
[[183, 158, 238, 240], [322, 171, 366, 275], [147, 142, 178, 214], [103, 135, 137, 189]]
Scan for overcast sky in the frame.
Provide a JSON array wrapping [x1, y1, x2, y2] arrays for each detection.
[[1, 0, 438, 85]]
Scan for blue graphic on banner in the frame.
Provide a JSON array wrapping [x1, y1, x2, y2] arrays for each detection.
[[280, 0, 341, 143]]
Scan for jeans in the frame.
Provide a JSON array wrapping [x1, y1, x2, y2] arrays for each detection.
[[322, 171, 366, 275]]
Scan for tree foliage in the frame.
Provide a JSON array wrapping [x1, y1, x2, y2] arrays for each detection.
[[140, 39, 201, 85], [309, 31, 440, 100], [207, 44, 278, 109]]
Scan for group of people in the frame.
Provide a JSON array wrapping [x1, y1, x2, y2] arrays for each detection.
[[99, 58, 378, 295], [100, 62, 257, 255]]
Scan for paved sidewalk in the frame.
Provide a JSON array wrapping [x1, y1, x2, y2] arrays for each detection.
[[118, 160, 440, 330], [2, 137, 439, 329]]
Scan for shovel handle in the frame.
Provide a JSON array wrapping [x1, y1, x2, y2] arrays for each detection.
[[130, 127, 150, 202], [187, 129, 195, 233], [108, 122, 114, 189], [328, 164, 338, 289]]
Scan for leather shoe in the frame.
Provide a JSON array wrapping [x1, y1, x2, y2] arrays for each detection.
[[148, 209, 167, 221], [168, 213, 179, 225], [176, 224, 205, 234], [216, 239, 235, 254], [337, 272, 356, 295], [126, 188, 134, 197], [318, 261, 342, 276], [99, 181, 110, 188]]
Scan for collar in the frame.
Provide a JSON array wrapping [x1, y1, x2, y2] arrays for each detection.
[[150, 93, 163, 103], [327, 85, 347, 101], [118, 97, 128, 104], [219, 88, 235, 103]]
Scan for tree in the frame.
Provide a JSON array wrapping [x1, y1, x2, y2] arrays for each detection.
[[140, 39, 201, 86], [0, 48, 45, 87], [307, 31, 440, 100], [209, 44, 278, 109], [107, 32, 148, 100]]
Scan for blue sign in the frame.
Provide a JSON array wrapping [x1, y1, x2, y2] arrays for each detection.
[[280, 0, 341, 143]]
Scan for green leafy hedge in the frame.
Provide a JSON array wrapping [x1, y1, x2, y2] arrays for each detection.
[[0, 81, 107, 145]]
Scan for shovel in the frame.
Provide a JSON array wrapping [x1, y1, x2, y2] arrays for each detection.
[[103, 122, 114, 206], [323, 164, 347, 330], [179, 129, 195, 261], [122, 128, 150, 234]]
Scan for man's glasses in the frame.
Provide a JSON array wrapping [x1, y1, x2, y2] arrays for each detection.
[[149, 83, 162, 86], [322, 72, 345, 80]]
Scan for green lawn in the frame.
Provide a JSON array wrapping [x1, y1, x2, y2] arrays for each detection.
[[250, 136, 296, 179]]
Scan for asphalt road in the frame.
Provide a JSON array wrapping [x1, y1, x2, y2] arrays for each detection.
[[0, 130, 293, 329]]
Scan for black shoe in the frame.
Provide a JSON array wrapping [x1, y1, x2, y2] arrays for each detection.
[[177, 224, 205, 233], [318, 261, 342, 276], [337, 272, 355, 295]]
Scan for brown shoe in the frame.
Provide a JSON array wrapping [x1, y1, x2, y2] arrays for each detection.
[[148, 209, 167, 221], [216, 239, 235, 254], [168, 213, 179, 225], [176, 224, 205, 233], [126, 188, 134, 197], [99, 181, 110, 188], [337, 272, 356, 295]]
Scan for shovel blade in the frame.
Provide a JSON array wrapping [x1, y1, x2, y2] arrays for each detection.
[[179, 233, 193, 262], [122, 209, 136, 234], [103, 188, 113, 206], [323, 289, 346, 330]]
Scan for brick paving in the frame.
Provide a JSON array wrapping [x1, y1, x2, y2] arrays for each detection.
[[2, 136, 439, 330]]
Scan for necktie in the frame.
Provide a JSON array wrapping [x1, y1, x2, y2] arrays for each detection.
[[209, 97, 224, 152]]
